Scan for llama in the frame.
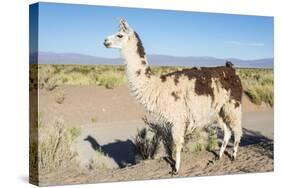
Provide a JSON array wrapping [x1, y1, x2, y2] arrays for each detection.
[[104, 18, 243, 173]]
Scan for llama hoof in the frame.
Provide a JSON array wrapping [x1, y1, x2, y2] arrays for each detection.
[[215, 155, 220, 161], [230, 155, 236, 161], [169, 169, 178, 176], [207, 160, 215, 166]]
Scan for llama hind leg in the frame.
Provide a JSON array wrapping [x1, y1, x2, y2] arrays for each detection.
[[232, 121, 242, 160], [171, 123, 185, 174], [218, 123, 232, 159], [218, 104, 242, 160]]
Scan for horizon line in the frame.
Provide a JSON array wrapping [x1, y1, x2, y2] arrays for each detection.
[[34, 51, 274, 61]]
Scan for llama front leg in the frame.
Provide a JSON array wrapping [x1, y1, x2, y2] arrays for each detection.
[[174, 139, 184, 173]]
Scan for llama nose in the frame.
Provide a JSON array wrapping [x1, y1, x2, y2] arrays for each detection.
[[104, 39, 110, 47]]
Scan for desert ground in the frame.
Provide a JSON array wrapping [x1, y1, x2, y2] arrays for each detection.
[[30, 65, 274, 186], [36, 85, 273, 186]]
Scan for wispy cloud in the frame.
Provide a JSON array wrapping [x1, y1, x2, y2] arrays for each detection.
[[228, 41, 265, 47]]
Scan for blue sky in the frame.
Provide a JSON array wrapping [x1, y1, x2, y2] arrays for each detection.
[[35, 2, 273, 60]]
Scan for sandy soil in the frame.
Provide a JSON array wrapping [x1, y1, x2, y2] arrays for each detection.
[[40, 141, 273, 186], [38, 85, 145, 126], [37, 85, 274, 186]]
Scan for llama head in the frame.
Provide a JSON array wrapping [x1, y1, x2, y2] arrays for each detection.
[[104, 18, 134, 49]]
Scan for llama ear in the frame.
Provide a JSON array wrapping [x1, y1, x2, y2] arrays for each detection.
[[119, 18, 131, 33]]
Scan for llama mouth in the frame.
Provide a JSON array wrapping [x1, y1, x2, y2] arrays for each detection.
[[103, 41, 111, 48]]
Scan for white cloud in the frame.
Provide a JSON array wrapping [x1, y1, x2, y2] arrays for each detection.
[[228, 41, 265, 47], [247, 42, 265, 47]]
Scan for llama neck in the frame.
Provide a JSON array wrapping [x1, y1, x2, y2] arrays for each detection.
[[120, 36, 158, 109], [121, 44, 153, 91]]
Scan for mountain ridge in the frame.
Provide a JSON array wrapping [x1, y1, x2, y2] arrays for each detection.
[[30, 51, 273, 68]]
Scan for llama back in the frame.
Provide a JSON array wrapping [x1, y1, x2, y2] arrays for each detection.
[[160, 62, 243, 106]]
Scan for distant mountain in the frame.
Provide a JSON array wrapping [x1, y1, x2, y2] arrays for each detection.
[[147, 55, 273, 68], [31, 51, 273, 68], [33, 51, 122, 65]]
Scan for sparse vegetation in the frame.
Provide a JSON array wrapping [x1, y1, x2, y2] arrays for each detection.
[[31, 64, 273, 105], [31, 117, 80, 174], [206, 127, 219, 151], [134, 127, 160, 160], [35, 64, 125, 89], [141, 118, 174, 159], [91, 116, 97, 123], [184, 129, 206, 152], [136, 118, 220, 159], [38, 119, 79, 172], [87, 147, 118, 170], [69, 127, 81, 141], [237, 68, 274, 106], [183, 126, 219, 153], [95, 71, 124, 89], [44, 77, 59, 91], [195, 143, 205, 152]]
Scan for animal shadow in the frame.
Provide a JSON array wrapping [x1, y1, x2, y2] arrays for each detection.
[[215, 127, 273, 159], [84, 135, 136, 168], [240, 128, 272, 146]]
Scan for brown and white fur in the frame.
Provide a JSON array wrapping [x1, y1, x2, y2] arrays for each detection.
[[104, 18, 243, 173]]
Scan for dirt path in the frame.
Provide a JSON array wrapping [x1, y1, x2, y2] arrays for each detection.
[[242, 111, 274, 139]]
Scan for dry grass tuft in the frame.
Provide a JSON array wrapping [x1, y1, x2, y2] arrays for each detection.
[[87, 148, 118, 170], [142, 118, 174, 159], [134, 127, 160, 160], [206, 127, 219, 151], [184, 126, 219, 152], [91, 116, 97, 124], [37, 118, 80, 174]]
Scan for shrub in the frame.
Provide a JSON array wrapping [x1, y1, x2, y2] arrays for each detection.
[[134, 127, 160, 160], [44, 77, 59, 91], [69, 127, 81, 142], [140, 117, 173, 159], [184, 127, 219, 153], [91, 116, 97, 123], [206, 127, 219, 151], [38, 65, 59, 91], [37, 118, 79, 174], [87, 147, 118, 170], [195, 143, 205, 152]]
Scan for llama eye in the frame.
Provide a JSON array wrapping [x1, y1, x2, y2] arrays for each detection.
[[117, 34, 123, 38]]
